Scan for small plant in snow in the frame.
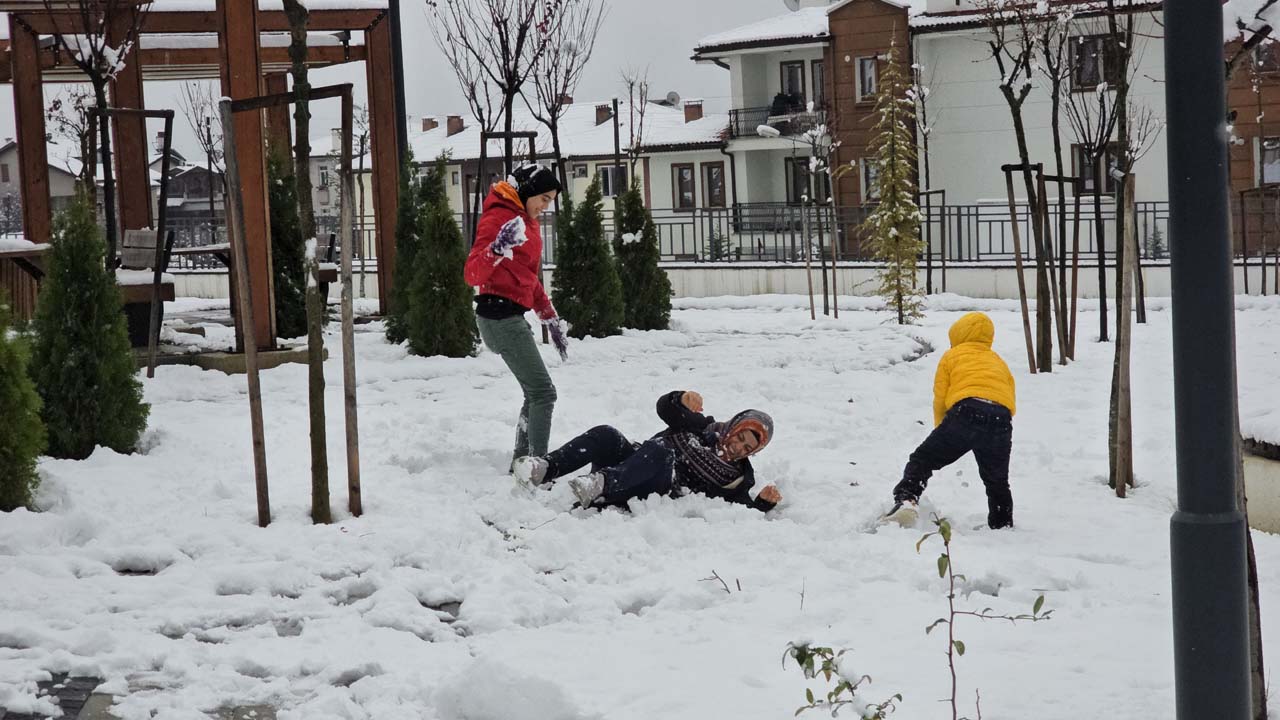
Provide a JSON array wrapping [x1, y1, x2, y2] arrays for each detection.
[[784, 642, 901, 718], [918, 516, 1052, 720]]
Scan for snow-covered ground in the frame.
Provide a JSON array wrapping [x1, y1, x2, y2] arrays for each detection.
[[3, 294, 1280, 719]]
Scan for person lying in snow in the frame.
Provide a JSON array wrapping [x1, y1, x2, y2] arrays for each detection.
[[512, 391, 782, 512], [884, 311, 1016, 530]]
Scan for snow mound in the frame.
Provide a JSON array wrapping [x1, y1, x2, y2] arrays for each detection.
[[434, 657, 601, 720]]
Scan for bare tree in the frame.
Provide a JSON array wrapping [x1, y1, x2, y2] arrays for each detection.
[[978, 0, 1055, 372], [525, 0, 606, 192], [46, 85, 98, 196], [354, 104, 372, 296], [1227, 0, 1280, 80], [41, 0, 150, 264], [178, 81, 224, 175], [282, 0, 317, 241], [621, 66, 650, 176], [1037, 10, 1074, 352], [428, 0, 565, 175]]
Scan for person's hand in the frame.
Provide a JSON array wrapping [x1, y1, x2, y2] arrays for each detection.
[[758, 485, 782, 505], [490, 216, 527, 260], [544, 316, 569, 361], [681, 391, 704, 413]]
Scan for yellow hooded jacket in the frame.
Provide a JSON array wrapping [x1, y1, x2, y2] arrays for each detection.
[[932, 312, 1016, 426]]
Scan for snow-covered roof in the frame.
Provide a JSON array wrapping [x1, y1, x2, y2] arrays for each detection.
[[396, 101, 729, 166], [694, 7, 830, 53], [144, 0, 387, 10], [138, 31, 362, 50], [911, 0, 1158, 30]]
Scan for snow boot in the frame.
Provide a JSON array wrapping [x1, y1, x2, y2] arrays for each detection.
[[569, 472, 605, 508], [882, 499, 919, 527], [513, 456, 549, 486]]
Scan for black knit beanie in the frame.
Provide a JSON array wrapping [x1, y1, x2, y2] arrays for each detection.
[[512, 164, 563, 203]]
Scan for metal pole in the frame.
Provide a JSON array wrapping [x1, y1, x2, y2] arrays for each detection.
[[1164, 0, 1251, 715], [388, 0, 409, 164]]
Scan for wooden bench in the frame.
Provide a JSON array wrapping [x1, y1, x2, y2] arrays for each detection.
[[118, 228, 177, 347]]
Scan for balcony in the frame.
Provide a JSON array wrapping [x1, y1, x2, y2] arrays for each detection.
[[729, 103, 827, 139]]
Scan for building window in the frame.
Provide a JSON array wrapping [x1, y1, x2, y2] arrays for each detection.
[[702, 162, 726, 208], [0, 164, 9, 184], [598, 164, 628, 197], [780, 61, 807, 107], [862, 160, 880, 202], [572, 164, 589, 179], [318, 165, 330, 187], [1070, 35, 1120, 91], [811, 60, 826, 107], [785, 157, 810, 204], [1262, 137, 1280, 185], [857, 57, 878, 101], [673, 164, 696, 210], [451, 171, 460, 186], [1072, 143, 1121, 194]]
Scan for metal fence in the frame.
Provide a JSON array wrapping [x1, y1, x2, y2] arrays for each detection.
[[160, 199, 1179, 271]]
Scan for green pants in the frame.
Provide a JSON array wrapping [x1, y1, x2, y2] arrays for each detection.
[[477, 314, 557, 465]]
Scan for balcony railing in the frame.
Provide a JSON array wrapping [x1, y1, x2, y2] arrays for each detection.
[[728, 105, 827, 139]]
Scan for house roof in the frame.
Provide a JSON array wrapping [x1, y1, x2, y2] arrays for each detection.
[[394, 101, 729, 166], [694, 7, 831, 55], [911, 0, 1160, 31]]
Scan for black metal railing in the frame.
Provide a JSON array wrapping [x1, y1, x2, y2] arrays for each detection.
[[728, 106, 827, 139]]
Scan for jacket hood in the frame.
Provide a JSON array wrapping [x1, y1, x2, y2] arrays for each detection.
[[483, 181, 526, 216], [949, 312, 995, 348]]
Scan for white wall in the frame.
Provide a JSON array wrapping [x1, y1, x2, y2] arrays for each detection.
[[728, 47, 827, 110], [646, 150, 734, 210], [915, 14, 1169, 206]]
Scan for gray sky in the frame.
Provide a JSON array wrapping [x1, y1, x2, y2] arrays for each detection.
[[0, 0, 788, 160]]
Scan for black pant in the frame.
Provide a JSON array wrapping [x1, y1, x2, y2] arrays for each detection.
[[894, 399, 1013, 528], [545, 425, 676, 506]]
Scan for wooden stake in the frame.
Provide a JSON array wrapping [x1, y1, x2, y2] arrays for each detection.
[[340, 89, 362, 517], [802, 202, 816, 321], [1069, 185, 1082, 360], [1003, 169, 1037, 374], [146, 112, 176, 379], [220, 100, 271, 528], [1037, 170, 1068, 366], [1113, 172, 1137, 496]]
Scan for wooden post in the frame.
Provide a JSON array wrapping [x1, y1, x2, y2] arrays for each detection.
[[219, 99, 271, 528], [305, 238, 332, 524], [1069, 183, 1082, 360], [802, 198, 816, 321], [264, 73, 293, 154], [1003, 168, 1037, 374], [1037, 171, 1068, 366], [340, 89, 362, 517], [1112, 172, 1137, 496], [10, 15, 51, 244], [146, 112, 177, 379], [365, 19, 400, 314], [218, 0, 276, 348], [108, 8, 152, 233]]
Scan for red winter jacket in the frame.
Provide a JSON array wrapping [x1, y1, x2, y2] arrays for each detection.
[[463, 182, 555, 319]]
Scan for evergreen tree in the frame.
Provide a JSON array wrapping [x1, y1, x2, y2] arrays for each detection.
[[1145, 225, 1167, 260], [0, 292, 45, 512], [267, 149, 308, 339], [402, 155, 479, 357], [614, 182, 672, 330], [30, 195, 149, 460], [859, 44, 925, 325], [552, 179, 625, 339], [385, 152, 427, 345]]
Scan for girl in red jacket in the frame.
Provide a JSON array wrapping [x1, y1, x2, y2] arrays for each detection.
[[463, 164, 567, 470]]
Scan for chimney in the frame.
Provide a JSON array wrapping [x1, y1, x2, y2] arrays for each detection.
[[683, 99, 704, 124], [559, 93, 574, 106], [154, 131, 166, 153], [423, 117, 439, 132], [331, 128, 342, 153], [595, 103, 612, 126], [447, 115, 466, 136]]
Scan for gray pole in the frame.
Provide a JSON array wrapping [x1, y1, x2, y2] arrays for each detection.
[[1164, 0, 1251, 716]]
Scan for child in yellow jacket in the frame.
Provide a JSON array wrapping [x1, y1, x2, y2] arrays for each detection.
[[886, 312, 1017, 529]]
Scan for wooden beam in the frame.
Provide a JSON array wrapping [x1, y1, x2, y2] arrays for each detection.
[[9, 14, 51, 244], [365, 20, 399, 313], [109, 6, 153, 233], [16, 9, 384, 35], [264, 73, 292, 158], [25, 45, 367, 83], [218, 0, 276, 349]]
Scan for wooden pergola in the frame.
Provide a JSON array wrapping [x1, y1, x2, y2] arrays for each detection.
[[0, 0, 401, 347]]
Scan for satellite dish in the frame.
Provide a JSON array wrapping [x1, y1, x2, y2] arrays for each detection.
[[666, 91, 681, 107], [783, 0, 801, 11]]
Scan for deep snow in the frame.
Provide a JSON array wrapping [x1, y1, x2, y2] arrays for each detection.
[[3, 294, 1280, 720]]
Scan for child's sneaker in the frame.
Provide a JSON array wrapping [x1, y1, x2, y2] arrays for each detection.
[[568, 472, 605, 508], [513, 456, 549, 486], [883, 499, 919, 527]]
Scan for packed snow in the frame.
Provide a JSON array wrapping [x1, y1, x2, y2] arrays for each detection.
[[3, 294, 1280, 719]]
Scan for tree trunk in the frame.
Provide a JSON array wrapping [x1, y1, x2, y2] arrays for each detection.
[[1109, 174, 1136, 494], [1094, 187, 1109, 341], [1007, 99, 1054, 373], [551, 121, 567, 195], [357, 135, 368, 298], [94, 81, 119, 267], [503, 93, 516, 176], [283, 0, 316, 241], [306, 243, 331, 524], [1050, 86, 1071, 360]]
